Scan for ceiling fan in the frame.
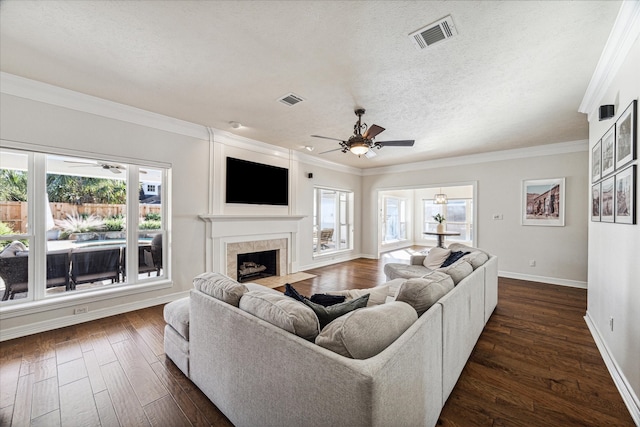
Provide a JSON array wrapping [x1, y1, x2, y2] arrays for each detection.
[[64, 161, 146, 174], [312, 108, 415, 158]]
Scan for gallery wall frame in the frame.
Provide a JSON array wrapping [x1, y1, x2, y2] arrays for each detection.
[[600, 176, 615, 223], [592, 140, 602, 183], [615, 99, 637, 170], [522, 177, 565, 226], [614, 164, 636, 224], [601, 125, 616, 178], [591, 184, 601, 222]]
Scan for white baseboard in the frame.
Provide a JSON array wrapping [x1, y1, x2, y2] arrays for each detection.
[[0, 291, 190, 342], [498, 271, 587, 289], [584, 312, 640, 425]]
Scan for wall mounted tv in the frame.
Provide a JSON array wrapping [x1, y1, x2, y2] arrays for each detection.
[[225, 157, 289, 206]]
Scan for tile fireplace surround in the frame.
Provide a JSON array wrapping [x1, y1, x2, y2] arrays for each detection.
[[199, 215, 305, 281]]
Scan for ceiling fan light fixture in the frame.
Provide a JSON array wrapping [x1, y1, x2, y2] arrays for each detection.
[[350, 141, 370, 156]]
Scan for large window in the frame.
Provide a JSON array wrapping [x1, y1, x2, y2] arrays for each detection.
[[313, 187, 353, 255], [0, 147, 169, 306], [423, 199, 473, 242], [383, 196, 408, 243]]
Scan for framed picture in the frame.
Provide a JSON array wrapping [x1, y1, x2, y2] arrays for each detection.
[[591, 184, 600, 222], [601, 125, 616, 177], [592, 140, 601, 183], [522, 177, 565, 226], [600, 176, 615, 223], [614, 165, 636, 224], [615, 100, 637, 170]]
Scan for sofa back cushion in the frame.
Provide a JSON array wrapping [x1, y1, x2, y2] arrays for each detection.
[[438, 260, 473, 285], [193, 272, 247, 307], [326, 285, 389, 306], [463, 251, 489, 269], [240, 291, 321, 340], [396, 272, 454, 315], [422, 247, 451, 269], [315, 301, 417, 359]]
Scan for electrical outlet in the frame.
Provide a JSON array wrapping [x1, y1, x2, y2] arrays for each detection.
[[609, 317, 614, 331], [74, 307, 88, 315], [529, 260, 536, 267], [492, 214, 503, 220]]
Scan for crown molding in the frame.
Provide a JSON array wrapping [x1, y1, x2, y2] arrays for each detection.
[[0, 72, 210, 140], [579, 1, 640, 119], [361, 140, 588, 176]]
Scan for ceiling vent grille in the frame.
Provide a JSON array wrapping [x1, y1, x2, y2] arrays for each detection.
[[278, 93, 305, 106], [409, 15, 457, 49]]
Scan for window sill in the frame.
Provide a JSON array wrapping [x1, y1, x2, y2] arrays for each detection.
[[0, 279, 173, 320]]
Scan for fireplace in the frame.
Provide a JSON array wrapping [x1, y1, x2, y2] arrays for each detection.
[[237, 249, 278, 282]]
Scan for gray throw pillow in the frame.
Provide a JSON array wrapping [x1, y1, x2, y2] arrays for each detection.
[[315, 301, 417, 359], [303, 294, 370, 329], [396, 274, 454, 315], [192, 272, 247, 307], [240, 291, 321, 341]]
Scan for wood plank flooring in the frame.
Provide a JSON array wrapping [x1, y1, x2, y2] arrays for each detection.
[[0, 249, 634, 426]]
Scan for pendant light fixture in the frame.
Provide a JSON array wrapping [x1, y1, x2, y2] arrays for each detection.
[[434, 188, 448, 204]]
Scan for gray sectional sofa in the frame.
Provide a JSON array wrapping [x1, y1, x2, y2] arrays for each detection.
[[164, 246, 497, 427]]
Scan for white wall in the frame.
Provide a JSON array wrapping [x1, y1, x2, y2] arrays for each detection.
[[0, 92, 211, 336], [585, 32, 640, 419], [361, 147, 589, 287]]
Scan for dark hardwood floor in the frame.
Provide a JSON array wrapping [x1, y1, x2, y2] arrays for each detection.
[[0, 248, 634, 426]]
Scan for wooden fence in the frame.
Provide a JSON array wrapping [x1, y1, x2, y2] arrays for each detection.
[[0, 202, 161, 234]]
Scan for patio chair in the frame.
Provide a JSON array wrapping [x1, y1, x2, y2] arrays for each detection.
[[320, 228, 334, 249], [0, 253, 29, 301], [70, 246, 121, 288], [46, 249, 72, 291], [150, 234, 162, 275]]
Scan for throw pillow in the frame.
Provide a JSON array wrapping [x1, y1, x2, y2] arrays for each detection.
[[396, 274, 454, 316], [309, 293, 347, 306], [326, 285, 389, 306], [462, 251, 489, 269], [315, 301, 417, 359], [0, 240, 28, 258], [440, 250, 470, 268], [422, 247, 451, 269], [192, 272, 247, 307], [239, 291, 321, 340], [438, 260, 473, 285], [284, 283, 307, 302], [303, 294, 370, 329]]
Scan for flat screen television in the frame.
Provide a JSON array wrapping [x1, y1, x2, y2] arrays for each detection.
[[225, 157, 289, 206]]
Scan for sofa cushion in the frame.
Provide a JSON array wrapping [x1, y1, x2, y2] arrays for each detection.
[[315, 301, 417, 359], [244, 282, 282, 295], [383, 263, 433, 280], [193, 272, 247, 307], [396, 273, 454, 315], [326, 285, 389, 306], [0, 241, 27, 257], [440, 250, 470, 268], [239, 291, 321, 340], [422, 247, 451, 269], [462, 251, 489, 269], [163, 297, 190, 340], [303, 294, 370, 329], [438, 260, 473, 285]]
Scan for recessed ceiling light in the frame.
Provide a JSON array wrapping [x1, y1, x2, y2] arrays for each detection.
[[229, 121, 242, 129], [305, 146, 314, 152]]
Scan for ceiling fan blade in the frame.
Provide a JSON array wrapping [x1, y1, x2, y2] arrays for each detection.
[[109, 167, 122, 174], [377, 140, 415, 147], [364, 149, 377, 159], [319, 147, 343, 155], [363, 124, 385, 139], [311, 135, 345, 142]]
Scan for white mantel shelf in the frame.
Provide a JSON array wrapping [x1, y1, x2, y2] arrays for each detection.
[[199, 215, 305, 222]]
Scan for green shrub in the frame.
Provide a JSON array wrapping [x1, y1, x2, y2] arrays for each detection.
[[144, 212, 161, 221], [103, 217, 125, 231], [55, 214, 104, 234], [139, 219, 161, 230]]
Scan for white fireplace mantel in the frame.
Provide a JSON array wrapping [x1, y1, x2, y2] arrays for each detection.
[[198, 214, 306, 275]]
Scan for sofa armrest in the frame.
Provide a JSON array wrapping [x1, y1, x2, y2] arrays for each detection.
[[410, 254, 426, 265]]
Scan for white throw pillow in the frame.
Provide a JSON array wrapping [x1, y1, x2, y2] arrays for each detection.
[[327, 285, 389, 306], [422, 247, 451, 269]]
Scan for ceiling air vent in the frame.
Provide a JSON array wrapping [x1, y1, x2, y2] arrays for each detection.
[[409, 15, 457, 50], [278, 93, 305, 106]]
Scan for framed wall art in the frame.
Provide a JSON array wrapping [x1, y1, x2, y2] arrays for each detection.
[[600, 176, 615, 223], [614, 165, 636, 224], [615, 99, 637, 170], [592, 140, 601, 183], [601, 125, 616, 178], [591, 184, 600, 222], [522, 177, 565, 226]]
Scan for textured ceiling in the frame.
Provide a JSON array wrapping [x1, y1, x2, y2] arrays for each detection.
[[0, 1, 622, 169]]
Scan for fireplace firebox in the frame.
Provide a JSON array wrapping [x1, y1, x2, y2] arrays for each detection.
[[237, 250, 278, 282]]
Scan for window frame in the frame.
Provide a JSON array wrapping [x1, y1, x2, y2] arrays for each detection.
[[382, 195, 409, 244], [0, 141, 172, 315], [312, 186, 354, 256], [422, 198, 474, 244]]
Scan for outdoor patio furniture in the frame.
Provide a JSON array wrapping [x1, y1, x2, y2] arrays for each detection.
[[46, 249, 72, 291], [70, 246, 121, 288], [150, 234, 162, 275], [320, 228, 334, 249], [0, 253, 28, 301]]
